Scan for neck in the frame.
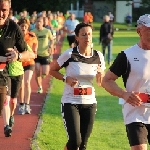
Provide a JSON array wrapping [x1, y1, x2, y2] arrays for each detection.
[[37, 27, 43, 31], [78, 45, 92, 56], [0, 24, 4, 29], [138, 42, 150, 50]]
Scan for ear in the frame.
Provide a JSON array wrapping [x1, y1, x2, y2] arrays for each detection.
[[136, 28, 141, 35], [75, 35, 78, 42]]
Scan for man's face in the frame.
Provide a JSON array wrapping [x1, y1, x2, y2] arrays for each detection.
[[0, 1, 10, 25], [36, 18, 43, 29], [139, 25, 150, 44]]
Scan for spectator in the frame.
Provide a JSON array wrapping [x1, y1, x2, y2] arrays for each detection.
[[126, 13, 132, 30], [83, 12, 89, 24], [99, 15, 114, 65], [108, 11, 114, 23]]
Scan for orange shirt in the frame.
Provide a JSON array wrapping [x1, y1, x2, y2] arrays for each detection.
[[88, 14, 93, 23], [22, 32, 38, 67]]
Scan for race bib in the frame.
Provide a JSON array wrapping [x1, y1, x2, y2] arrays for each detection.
[[73, 81, 92, 96]]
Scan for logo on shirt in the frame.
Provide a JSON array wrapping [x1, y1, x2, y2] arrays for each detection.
[[134, 58, 139, 61], [5, 36, 11, 38]]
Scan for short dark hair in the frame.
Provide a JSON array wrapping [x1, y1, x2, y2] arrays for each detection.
[[74, 22, 93, 36], [18, 18, 30, 26]]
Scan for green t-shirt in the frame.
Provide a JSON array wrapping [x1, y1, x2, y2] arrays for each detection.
[[9, 44, 32, 76], [32, 27, 53, 56]]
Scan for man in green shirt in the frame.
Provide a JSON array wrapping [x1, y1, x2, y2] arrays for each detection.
[[32, 16, 54, 93]]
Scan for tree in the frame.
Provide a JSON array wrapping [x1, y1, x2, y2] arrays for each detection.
[[11, 0, 77, 14]]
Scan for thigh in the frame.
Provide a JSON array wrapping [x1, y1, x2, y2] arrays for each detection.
[[42, 64, 49, 75], [35, 62, 40, 73], [126, 122, 148, 146], [10, 75, 23, 98], [23, 65, 35, 72], [146, 124, 150, 144], [80, 104, 97, 140], [40, 56, 50, 65], [24, 69, 33, 83], [61, 103, 80, 139]]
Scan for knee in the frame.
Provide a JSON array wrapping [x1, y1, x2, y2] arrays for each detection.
[[10, 98, 17, 105], [25, 80, 30, 87], [3, 96, 10, 106]]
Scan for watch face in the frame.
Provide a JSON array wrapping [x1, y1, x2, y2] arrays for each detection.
[[19, 53, 22, 59]]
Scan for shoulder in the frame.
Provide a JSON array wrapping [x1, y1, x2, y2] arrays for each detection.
[[28, 32, 36, 37], [7, 19, 19, 29]]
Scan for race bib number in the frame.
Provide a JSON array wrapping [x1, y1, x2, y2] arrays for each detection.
[[74, 87, 92, 95]]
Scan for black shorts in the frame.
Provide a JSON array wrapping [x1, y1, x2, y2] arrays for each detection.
[[67, 35, 75, 46], [10, 75, 23, 98], [126, 122, 150, 146], [23, 65, 35, 72], [34, 55, 50, 65]]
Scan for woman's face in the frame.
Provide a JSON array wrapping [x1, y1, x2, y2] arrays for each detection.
[[76, 26, 92, 47], [20, 23, 29, 34]]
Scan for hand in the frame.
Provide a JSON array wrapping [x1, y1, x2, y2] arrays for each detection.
[[5, 48, 18, 63], [122, 91, 142, 106], [66, 76, 78, 87]]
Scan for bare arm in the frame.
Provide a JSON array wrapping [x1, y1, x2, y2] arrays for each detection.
[[48, 36, 54, 55], [50, 61, 78, 87], [50, 61, 64, 81], [96, 64, 105, 87], [102, 70, 141, 106], [101, 70, 125, 97]]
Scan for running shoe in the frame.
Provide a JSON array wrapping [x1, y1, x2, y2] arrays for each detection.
[[4, 125, 12, 137], [25, 104, 31, 114], [18, 104, 25, 115], [37, 87, 43, 93], [9, 116, 14, 127]]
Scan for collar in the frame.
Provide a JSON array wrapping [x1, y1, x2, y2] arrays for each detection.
[[77, 46, 93, 58]]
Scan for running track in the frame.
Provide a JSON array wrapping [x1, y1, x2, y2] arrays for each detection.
[[0, 40, 63, 150]]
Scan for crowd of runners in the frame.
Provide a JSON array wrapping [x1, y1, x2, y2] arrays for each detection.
[[4, 1, 150, 150], [0, 0, 94, 138]]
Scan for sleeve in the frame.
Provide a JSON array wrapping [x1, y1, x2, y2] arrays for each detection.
[[14, 25, 27, 52], [97, 50, 106, 71], [109, 51, 128, 77], [48, 29, 53, 39], [57, 49, 72, 68]]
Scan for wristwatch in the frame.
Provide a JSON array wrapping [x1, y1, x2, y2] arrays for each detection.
[[62, 75, 67, 82], [17, 53, 22, 61]]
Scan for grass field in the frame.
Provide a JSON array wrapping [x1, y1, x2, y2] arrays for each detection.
[[31, 25, 148, 150]]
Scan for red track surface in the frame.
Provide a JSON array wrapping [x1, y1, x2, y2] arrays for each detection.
[[0, 41, 62, 150]]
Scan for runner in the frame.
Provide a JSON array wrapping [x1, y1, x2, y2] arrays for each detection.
[[17, 18, 38, 115], [32, 16, 54, 93], [0, 0, 35, 137], [50, 22, 105, 150]]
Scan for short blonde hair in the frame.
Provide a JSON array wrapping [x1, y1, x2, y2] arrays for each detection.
[[103, 15, 110, 22]]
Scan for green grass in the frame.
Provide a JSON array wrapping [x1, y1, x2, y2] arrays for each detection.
[[93, 21, 137, 30], [31, 25, 149, 150]]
